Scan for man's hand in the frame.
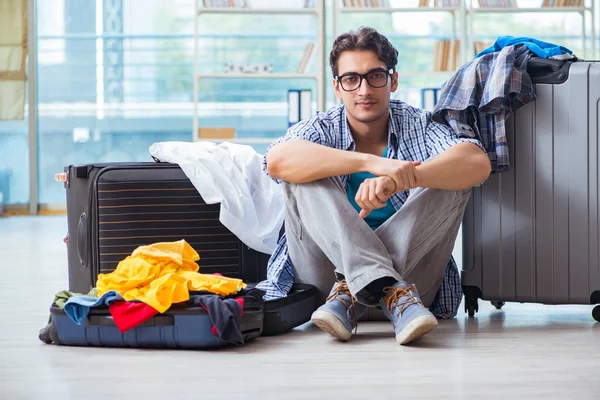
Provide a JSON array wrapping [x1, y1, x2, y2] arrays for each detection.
[[355, 176, 396, 218], [366, 157, 421, 193]]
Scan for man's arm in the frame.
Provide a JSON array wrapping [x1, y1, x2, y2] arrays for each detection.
[[266, 140, 371, 183], [267, 137, 490, 190], [414, 142, 491, 190], [355, 143, 489, 216]]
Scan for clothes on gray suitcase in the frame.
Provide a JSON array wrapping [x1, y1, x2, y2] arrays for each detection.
[[62, 162, 317, 337], [461, 59, 600, 321]]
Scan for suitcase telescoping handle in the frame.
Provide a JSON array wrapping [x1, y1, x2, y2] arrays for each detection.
[[527, 57, 571, 85]]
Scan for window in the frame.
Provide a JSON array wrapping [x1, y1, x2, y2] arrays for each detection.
[[0, 118, 29, 206], [37, 0, 192, 203], [37, 0, 65, 65]]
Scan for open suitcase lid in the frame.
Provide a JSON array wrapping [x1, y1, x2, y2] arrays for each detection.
[[261, 283, 318, 336]]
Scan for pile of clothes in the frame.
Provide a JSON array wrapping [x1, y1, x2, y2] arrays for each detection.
[[433, 36, 577, 173], [39, 239, 264, 346]]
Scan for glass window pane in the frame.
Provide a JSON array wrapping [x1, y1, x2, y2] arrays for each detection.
[[37, 0, 191, 204], [0, 119, 29, 205]]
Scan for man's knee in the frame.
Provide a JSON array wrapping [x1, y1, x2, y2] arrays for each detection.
[[282, 176, 344, 199], [409, 186, 472, 209], [457, 187, 472, 198]]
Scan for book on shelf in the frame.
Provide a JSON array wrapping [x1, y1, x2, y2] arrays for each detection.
[[477, 0, 517, 7], [297, 43, 314, 73], [421, 88, 439, 110], [433, 40, 459, 72], [341, 0, 391, 7], [433, 0, 461, 6], [346, 0, 463, 9], [202, 0, 247, 7], [203, 0, 316, 7], [543, 0, 584, 6], [300, 90, 312, 120], [288, 89, 312, 127]]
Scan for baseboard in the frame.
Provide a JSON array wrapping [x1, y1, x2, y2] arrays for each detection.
[[3, 204, 29, 215], [2, 203, 66, 216], [39, 203, 67, 215]]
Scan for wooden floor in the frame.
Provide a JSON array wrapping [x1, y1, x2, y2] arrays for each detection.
[[1, 215, 600, 399]]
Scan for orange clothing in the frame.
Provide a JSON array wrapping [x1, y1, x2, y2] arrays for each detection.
[[96, 240, 245, 313]]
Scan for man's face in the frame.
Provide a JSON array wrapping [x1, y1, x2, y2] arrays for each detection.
[[333, 50, 398, 124]]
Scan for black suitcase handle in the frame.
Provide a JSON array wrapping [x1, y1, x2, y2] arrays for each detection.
[[87, 314, 175, 327], [528, 57, 572, 85]]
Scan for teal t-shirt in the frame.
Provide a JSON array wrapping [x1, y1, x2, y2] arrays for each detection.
[[346, 147, 397, 230]]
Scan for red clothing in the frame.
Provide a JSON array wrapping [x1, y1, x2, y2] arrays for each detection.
[[109, 301, 158, 334]]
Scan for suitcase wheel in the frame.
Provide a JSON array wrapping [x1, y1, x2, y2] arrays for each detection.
[[592, 306, 600, 323], [465, 296, 478, 317], [463, 286, 481, 317], [466, 305, 477, 317], [491, 301, 505, 310]]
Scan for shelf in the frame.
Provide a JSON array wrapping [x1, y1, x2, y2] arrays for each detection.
[[193, 1, 327, 143], [198, 7, 319, 15], [396, 71, 455, 77], [197, 73, 319, 79], [339, 7, 460, 13], [196, 138, 275, 144], [470, 7, 589, 13]]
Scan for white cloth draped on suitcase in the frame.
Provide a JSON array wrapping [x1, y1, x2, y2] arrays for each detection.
[[149, 141, 284, 255]]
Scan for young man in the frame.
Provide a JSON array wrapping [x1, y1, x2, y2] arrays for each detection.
[[262, 27, 491, 345]]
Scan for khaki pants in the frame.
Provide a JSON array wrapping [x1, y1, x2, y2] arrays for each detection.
[[282, 177, 471, 309]]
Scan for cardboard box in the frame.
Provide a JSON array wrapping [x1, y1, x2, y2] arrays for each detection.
[[197, 127, 236, 140]]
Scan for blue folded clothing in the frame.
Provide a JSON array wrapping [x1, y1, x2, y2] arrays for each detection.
[[476, 36, 575, 60], [63, 291, 124, 324]]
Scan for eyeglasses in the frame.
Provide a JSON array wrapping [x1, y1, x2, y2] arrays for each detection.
[[335, 68, 394, 92]]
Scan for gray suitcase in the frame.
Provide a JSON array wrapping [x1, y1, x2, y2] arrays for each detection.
[[461, 59, 600, 321]]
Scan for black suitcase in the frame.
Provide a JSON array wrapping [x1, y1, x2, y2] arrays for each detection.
[[62, 162, 317, 337]]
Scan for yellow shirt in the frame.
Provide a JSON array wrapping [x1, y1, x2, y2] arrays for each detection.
[[96, 240, 246, 313]]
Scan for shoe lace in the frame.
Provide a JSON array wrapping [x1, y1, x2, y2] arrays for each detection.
[[326, 280, 358, 333], [382, 284, 422, 318]]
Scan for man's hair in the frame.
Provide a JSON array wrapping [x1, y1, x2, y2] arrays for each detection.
[[329, 26, 398, 77]]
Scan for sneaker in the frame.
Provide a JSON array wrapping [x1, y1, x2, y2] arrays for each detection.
[[380, 281, 438, 345], [311, 280, 366, 341]]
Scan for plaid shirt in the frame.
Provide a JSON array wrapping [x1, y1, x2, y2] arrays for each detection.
[[433, 44, 536, 172], [256, 99, 484, 319]]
